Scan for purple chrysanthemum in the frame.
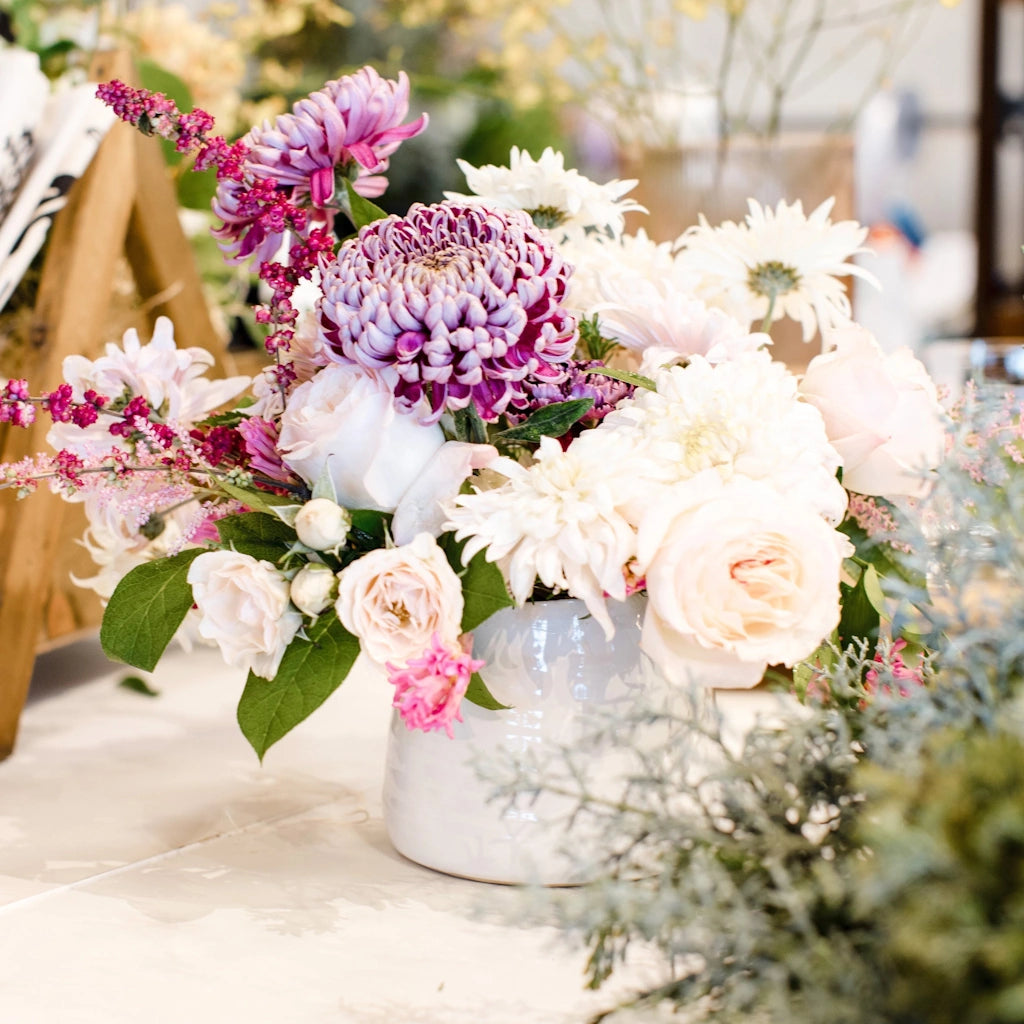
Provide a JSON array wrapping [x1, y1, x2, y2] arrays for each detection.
[[212, 67, 427, 263], [318, 202, 578, 422], [512, 359, 635, 437]]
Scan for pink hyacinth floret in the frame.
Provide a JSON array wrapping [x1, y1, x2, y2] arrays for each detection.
[[212, 67, 427, 264], [864, 639, 925, 700], [387, 633, 485, 738], [319, 202, 577, 423]]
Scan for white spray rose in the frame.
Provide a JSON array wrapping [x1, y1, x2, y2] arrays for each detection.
[[636, 473, 850, 689], [290, 563, 339, 617], [334, 533, 464, 668], [800, 326, 946, 499], [294, 498, 351, 551], [187, 551, 302, 680], [277, 364, 445, 511]]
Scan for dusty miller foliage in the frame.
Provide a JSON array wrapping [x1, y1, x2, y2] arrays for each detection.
[[483, 386, 1024, 1024]]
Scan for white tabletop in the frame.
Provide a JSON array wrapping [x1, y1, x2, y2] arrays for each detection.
[[1, 637, 673, 1023]]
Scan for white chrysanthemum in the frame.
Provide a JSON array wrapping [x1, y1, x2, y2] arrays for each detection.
[[48, 317, 250, 457], [603, 351, 848, 525], [675, 197, 878, 342], [559, 227, 696, 316], [445, 433, 640, 637], [444, 146, 645, 241]]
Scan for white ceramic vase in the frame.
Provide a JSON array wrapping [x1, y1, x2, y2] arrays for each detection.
[[382, 594, 663, 885]]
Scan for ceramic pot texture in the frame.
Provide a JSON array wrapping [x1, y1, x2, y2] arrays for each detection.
[[382, 594, 659, 885]]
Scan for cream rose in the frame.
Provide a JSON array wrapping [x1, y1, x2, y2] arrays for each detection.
[[800, 326, 946, 499], [636, 473, 849, 689], [277, 363, 445, 511], [334, 533, 464, 667], [187, 551, 302, 680]]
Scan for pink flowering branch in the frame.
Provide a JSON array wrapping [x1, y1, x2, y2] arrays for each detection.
[[95, 80, 321, 364]]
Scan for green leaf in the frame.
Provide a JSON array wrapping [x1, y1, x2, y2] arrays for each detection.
[[581, 365, 656, 391], [342, 178, 388, 231], [236, 615, 360, 760], [837, 567, 881, 649], [457, 546, 514, 632], [215, 512, 296, 563], [118, 675, 161, 698], [348, 509, 392, 550], [100, 549, 206, 671], [453, 404, 489, 445], [219, 480, 298, 518], [464, 672, 509, 711], [496, 398, 595, 443], [862, 563, 887, 615]]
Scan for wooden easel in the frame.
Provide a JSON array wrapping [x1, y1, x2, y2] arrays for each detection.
[[0, 49, 228, 758]]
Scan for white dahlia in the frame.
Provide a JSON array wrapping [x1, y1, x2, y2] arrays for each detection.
[[591, 279, 769, 371], [445, 433, 640, 637], [47, 317, 250, 458], [603, 351, 848, 525], [559, 227, 693, 316]]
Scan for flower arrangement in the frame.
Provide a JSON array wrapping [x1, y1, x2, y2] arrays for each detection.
[[0, 66, 949, 759]]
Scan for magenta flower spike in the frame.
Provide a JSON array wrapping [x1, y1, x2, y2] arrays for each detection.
[[318, 202, 577, 423]]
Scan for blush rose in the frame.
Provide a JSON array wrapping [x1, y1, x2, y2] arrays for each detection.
[[636, 473, 850, 688], [799, 326, 946, 499], [334, 532, 464, 667], [277, 363, 444, 511]]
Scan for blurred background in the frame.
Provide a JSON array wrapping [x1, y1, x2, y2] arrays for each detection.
[[0, 0, 1020, 371]]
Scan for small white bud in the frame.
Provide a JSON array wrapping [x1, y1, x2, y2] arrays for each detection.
[[290, 563, 338, 617], [294, 498, 351, 551]]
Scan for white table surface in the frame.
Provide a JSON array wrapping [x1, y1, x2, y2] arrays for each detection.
[[1, 636, 677, 1024]]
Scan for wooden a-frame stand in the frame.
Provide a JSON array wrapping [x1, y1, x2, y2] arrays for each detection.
[[0, 50, 228, 758]]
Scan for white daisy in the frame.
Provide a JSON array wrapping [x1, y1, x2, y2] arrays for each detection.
[[674, 197, 879, 342], [444, 146, 646, 241]]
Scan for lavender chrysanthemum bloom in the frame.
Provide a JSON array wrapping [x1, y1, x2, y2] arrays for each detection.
[[212, 67, 427, 263], [514, 359, 635, 435], [318, 202, 578, 422]]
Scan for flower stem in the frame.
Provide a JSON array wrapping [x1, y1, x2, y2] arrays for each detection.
[[760, 289, 779, 334]]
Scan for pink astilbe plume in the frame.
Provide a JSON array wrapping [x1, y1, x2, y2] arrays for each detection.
[[387, 633, 485, 738], [319, 202, 577, 422]]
